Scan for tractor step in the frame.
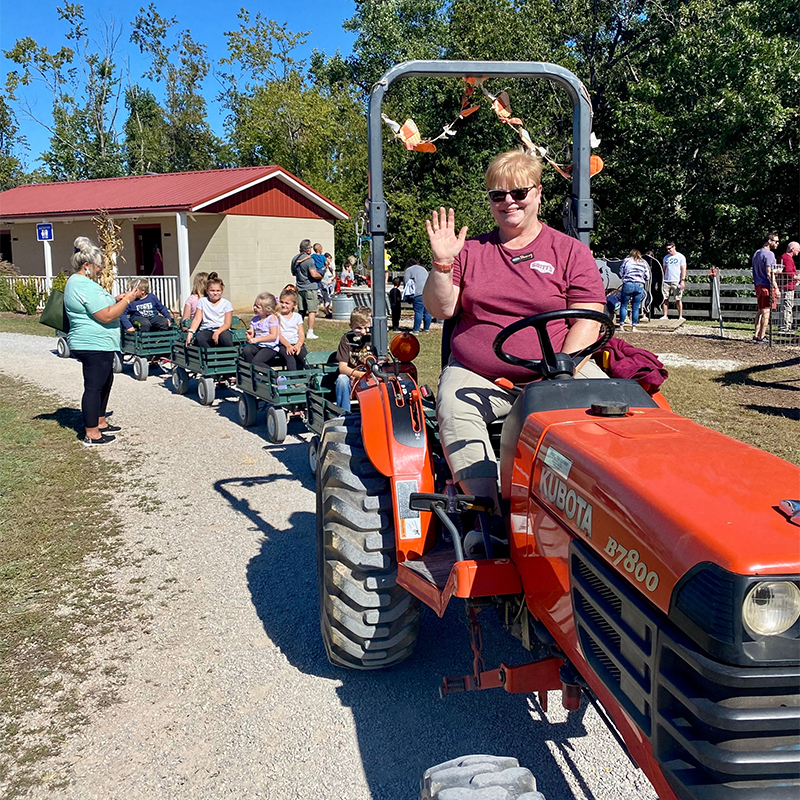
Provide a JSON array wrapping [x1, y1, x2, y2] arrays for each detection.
[[398, 548, 522, 617]]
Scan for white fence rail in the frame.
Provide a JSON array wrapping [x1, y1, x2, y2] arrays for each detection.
[[0, 274, 181, 312]]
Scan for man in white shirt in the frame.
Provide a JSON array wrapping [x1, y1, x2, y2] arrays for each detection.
[[660, 242, 687, 321]]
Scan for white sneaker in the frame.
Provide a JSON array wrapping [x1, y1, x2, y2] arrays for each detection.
[[677, 317, 686, 322], [631, 326, 638, 332], [659, 315, 669, 320], [306, 331, 319, 339]]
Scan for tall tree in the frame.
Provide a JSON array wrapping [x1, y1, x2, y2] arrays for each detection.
[[0, 94, 27, 190], [123, 85, 171, 174], [220, 11, 368, 255], [131, 3, 222, 172], [4, 3, 124, 181]]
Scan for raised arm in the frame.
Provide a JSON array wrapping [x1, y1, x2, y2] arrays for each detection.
[[422, 207, 467, 319]]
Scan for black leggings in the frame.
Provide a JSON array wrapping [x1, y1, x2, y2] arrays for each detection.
[[278, 343, 307, 371], [241, 344, 282, 367], [72, 350, 114, 429], [196, 329, 233, 347]]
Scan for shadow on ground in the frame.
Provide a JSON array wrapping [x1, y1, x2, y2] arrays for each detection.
[[215, 474, 617, 800]]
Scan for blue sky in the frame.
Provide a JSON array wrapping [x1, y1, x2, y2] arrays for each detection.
[[1, 0, 359, 167]]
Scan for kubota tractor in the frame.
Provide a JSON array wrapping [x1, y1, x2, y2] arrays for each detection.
[[314, 61, 800, 800]]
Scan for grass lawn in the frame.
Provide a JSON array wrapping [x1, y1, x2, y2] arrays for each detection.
[[0, 376, 127, 796], [0, 313, 55, 337]]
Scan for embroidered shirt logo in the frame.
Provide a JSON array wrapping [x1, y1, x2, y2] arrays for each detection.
[[530, 260, 555, 275]]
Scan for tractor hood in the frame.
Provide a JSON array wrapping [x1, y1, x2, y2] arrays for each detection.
[[525, 410, 800, 611]]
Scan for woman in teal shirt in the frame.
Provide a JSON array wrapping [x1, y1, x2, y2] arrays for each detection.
[[64, 238, 138, 446]]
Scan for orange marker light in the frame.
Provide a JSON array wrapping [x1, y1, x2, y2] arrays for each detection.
[[390, 332, 421, 362]]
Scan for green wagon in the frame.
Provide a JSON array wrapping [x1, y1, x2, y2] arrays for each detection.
[[236, 350, 338, 444], [119, 327, 180, 381], [170, 321, 246, 405]]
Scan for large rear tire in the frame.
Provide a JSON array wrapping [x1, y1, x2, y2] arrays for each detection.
[[316, 414, 420, 670], [420, 756, 544, 800]]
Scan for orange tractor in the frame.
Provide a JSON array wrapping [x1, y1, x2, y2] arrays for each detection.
[[314, 61, 800, 800]]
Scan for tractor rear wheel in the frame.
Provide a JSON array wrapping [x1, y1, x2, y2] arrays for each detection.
[[316, 414, 420, 670], [420, 756, 544, 800]]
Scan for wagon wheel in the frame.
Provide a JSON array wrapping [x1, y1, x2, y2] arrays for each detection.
[[112, 352, 123, 373], [307, 434, 320, 476], [238, 393, 258, 427], [266, 406, 288, 443], [56, 337, 70, 358], [172, 366, 189, 395], [197, 377, 216, 406], [133, 356, 149, 381]]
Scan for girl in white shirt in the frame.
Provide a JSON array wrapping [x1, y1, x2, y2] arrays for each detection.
[[186, 272, 234, 347], [277, 289, 307, 370]]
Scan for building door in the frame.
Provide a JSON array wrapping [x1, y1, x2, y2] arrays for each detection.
[[0, 230, 12, 264], [134, 225, 163, 276]]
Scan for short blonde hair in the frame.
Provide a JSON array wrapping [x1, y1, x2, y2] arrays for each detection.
[[350, 306, 371, 329], [485, 149, 543, 190], [129, 277, 149, 292]]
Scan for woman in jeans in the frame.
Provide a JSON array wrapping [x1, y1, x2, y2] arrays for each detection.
[[64, 237, 139, 446], [618, 249, 651, 330]]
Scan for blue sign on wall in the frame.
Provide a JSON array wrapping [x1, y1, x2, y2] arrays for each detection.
[[37, 223, 54, 242]]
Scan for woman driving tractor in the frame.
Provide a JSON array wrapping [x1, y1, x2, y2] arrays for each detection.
[[423, 148, 607, 512]]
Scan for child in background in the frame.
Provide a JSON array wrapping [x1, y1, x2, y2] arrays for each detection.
[[335, 306, 371, 412], [389, 277, 403, 330], [277, 289, 307, 370], [241, 292, 280, 366], [311, 243, 326, 279], [320, 252, 335, 318], [186, 272, 233, 347], [181, 272, 208, 324], [120, 278, 172, 332]]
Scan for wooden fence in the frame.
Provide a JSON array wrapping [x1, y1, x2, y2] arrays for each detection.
[[0, 275, 181, 312]]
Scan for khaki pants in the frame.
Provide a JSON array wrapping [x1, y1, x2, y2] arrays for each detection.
[[436, 359, 606, 482], [780, 289, 795, 331]]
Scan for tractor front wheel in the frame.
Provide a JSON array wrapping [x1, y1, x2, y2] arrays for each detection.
[[420, 756, 544, 800], [316, 414, 420, 670]]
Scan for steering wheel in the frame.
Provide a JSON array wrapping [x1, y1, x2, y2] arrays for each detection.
[[492, 309, 614, 380]]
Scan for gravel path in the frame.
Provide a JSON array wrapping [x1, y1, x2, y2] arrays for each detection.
[[0, 332, 658, 800]]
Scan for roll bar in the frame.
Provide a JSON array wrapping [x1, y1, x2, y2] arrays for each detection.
[[367, 60, 595, 357]]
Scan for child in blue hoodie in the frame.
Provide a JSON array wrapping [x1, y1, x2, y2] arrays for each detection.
[[119, 278, 172, 332]]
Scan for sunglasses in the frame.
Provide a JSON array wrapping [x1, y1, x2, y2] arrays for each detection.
[[487, 187, 535, 203]]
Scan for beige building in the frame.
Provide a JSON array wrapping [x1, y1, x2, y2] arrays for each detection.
[[0, 166, 349, 309]]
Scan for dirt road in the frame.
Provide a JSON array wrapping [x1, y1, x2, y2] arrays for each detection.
[[1, 332, 657, 800]]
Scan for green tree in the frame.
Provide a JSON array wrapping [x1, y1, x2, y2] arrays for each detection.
[[123, 85, 171, 174], [131, 3, 222, 172], [0, 94, 27, 190], [4, 3, 124, 181], [220, 11, 368, 255]]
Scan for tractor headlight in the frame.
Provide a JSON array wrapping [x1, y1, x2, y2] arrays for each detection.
[[742, 582, 800, 636]]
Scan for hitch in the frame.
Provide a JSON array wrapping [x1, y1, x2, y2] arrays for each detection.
[[440, 608, 565, 710]]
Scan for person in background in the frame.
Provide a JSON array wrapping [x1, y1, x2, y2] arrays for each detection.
[[341, 257, 356, 286], [64, 237, 139, 446], [403, 257, 432, 333], [660, 242, 687, 321], [120, 277, 172, 332], [335, 306, 371, 412], [293, 240, 320, 340], [777, 241, 798, 332], [618, 249, 650, 331], [389, 277, 403, 330], [181, 272, 208, 325], [320, 253, 335, 318], [752, 232, 780, 343], [186, 272, 233, 348]]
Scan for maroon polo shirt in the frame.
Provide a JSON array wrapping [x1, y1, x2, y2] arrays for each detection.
[[450, 223, 605, 383]]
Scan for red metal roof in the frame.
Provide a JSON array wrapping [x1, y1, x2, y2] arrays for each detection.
[[0, 166, 349, 220]]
